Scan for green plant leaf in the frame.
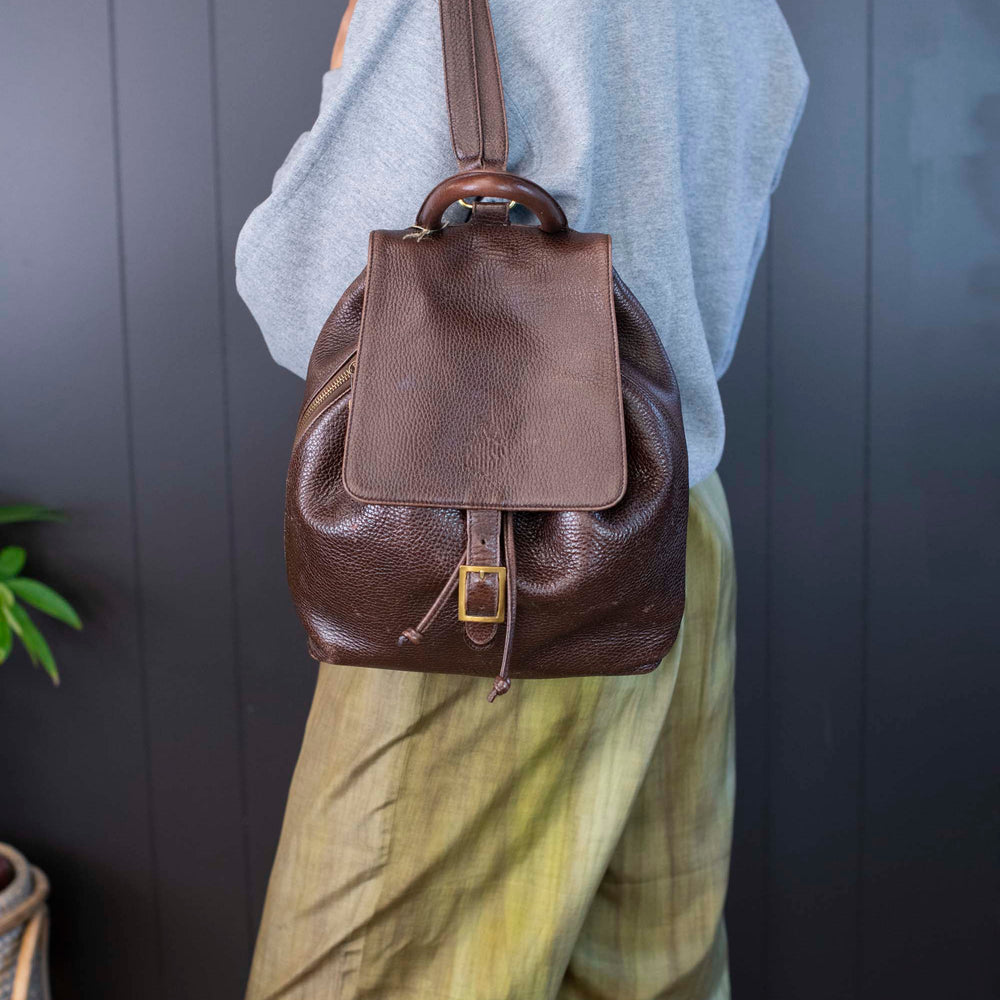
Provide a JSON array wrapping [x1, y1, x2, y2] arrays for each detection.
[[8, 604, 59, 684], [0, 582, 14, 608], [0, 547, 26, 580], [7, 578, 82, 629], [0, 505, 65, 525], [0, 613, 10, 664], [3, 603, 24, 639]]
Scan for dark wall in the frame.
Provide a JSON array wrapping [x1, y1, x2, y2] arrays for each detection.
[[1, 2, 997, 998]]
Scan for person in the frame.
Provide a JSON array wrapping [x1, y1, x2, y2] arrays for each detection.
[[236, 2, 807, 997]]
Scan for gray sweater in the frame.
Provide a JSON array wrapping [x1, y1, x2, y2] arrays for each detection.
[[236, 0, 807, 486]]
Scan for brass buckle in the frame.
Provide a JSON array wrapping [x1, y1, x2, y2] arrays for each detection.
[[457, 565, 507, 624]]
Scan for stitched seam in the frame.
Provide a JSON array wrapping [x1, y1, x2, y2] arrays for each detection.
[[347, 236, 623, 511], [466, 0, 486, 168], [481, 0, 509, 168], [342, 232, 379, 497], [605, 236, 628, 504], [439, 1, 464, 164]]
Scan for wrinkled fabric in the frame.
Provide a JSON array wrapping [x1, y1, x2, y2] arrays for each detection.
[[245, 472, 736, 1000], [235, 1, 808, 486]]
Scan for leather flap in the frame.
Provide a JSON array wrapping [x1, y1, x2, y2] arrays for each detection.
[[343, 225, 626, 511]]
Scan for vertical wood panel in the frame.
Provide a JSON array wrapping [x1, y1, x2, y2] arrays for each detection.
[[719, 257, 771, 1000], [0, 3, 158, 996], [212, 0, 348, 926], [110, 0, 252, 994], [864, 1, 1000, 995], [3, 2, 997, 995], [766, 0, 869, 994]]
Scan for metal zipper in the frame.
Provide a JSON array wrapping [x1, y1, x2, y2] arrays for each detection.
[[295, 352, 356, 440]]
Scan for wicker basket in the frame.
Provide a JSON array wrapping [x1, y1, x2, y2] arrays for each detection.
[[0, 845, 49, 1000]]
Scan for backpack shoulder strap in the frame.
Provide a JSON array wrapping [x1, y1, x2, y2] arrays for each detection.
[[438, 0, 508, 172]]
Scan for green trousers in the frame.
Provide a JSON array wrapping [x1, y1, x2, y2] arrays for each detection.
[[246, 472, 736, 1000]]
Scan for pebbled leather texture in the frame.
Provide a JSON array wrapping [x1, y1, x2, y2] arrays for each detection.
[[282, 0, 689, 684], [286, 257, 689, 679], [343, 225, 627, 512]]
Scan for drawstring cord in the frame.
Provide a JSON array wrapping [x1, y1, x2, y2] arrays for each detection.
[[486, 511, 517, 702], [397, 512, 518, 702], [397, 545, 469, 646]]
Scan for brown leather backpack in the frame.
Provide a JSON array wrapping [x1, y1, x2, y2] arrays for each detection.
[[285, 0, 688, 701]]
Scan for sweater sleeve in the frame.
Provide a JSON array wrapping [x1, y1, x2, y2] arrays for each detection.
[[234, 1, 456, 377], [679, 0, 809, 378]]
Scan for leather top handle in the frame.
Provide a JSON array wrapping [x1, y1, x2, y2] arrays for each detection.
[[416, 171, 568, 233], [439, 0, 508, 172]]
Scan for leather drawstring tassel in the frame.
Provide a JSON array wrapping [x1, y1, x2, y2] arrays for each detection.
[[487, 512, 517, 702], [397, 517, 516, 704], [397, 546, 469, 645]]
